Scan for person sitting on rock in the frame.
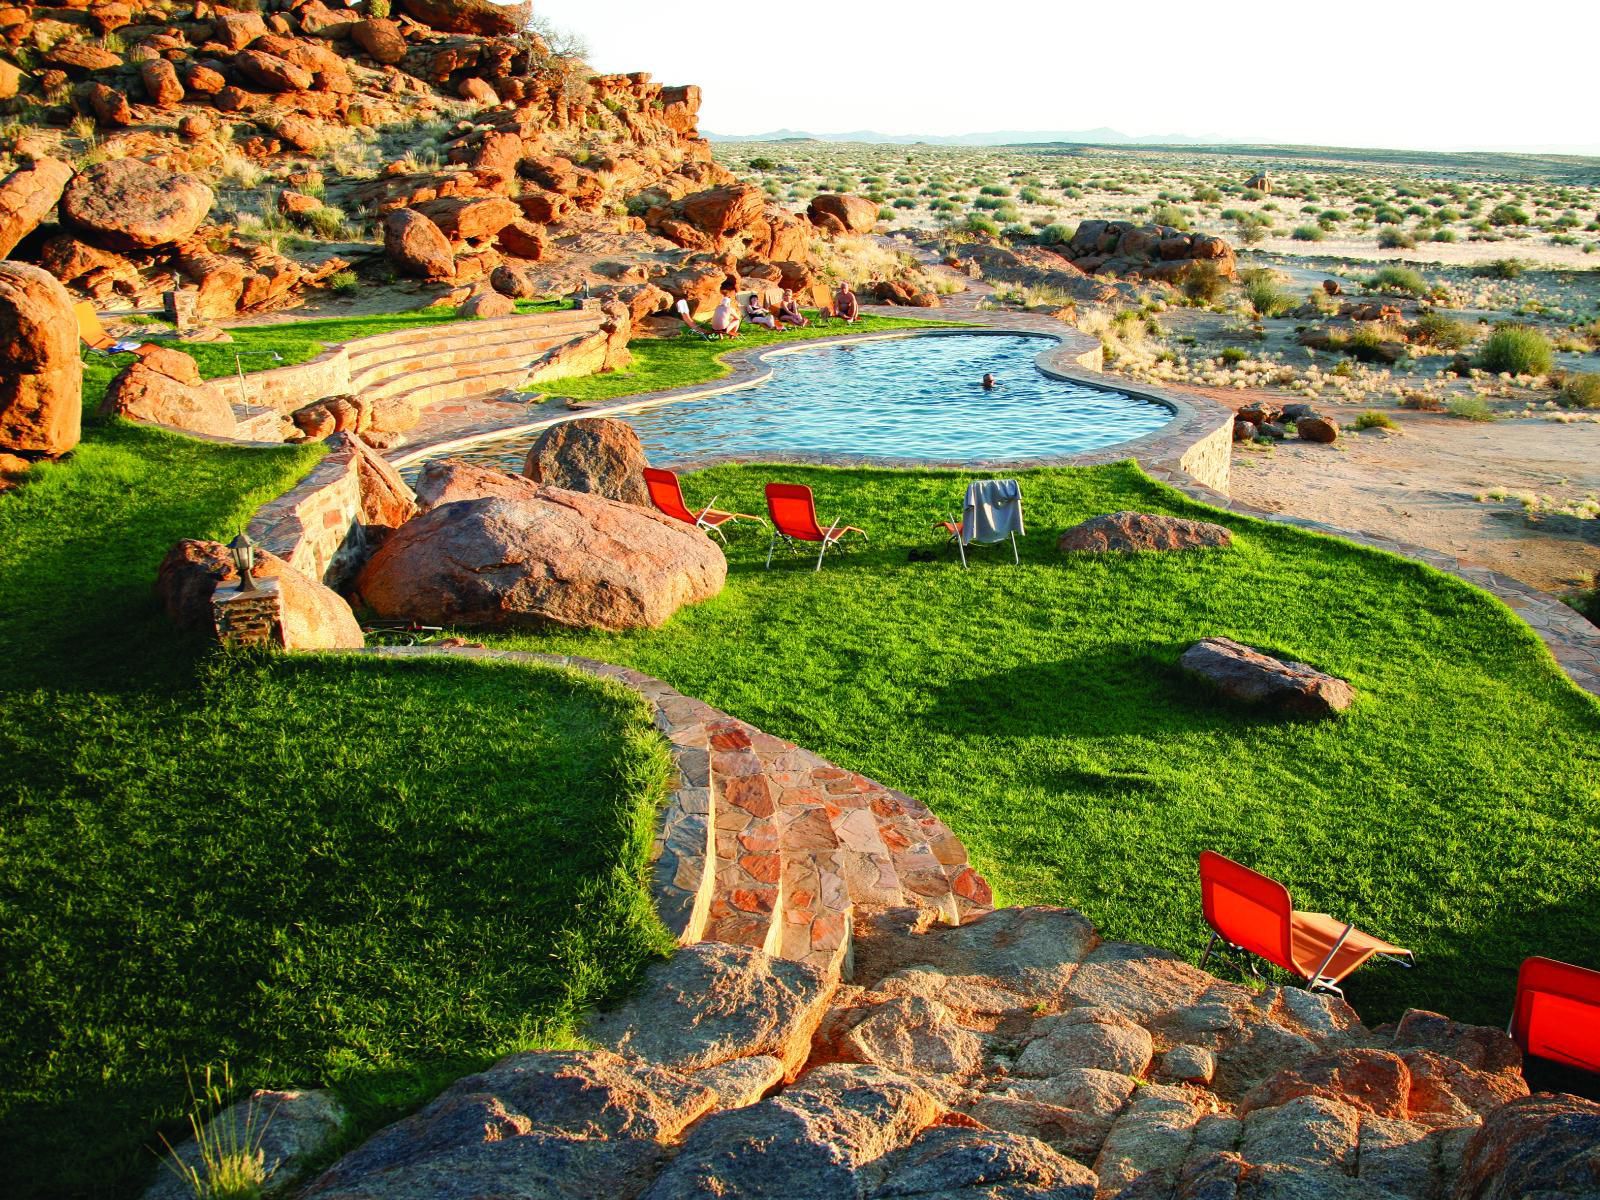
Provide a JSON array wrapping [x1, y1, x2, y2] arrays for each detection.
[[834, 280, 860, 323], [744, 291, 780, 331], [711, 289, 742, 337], [777, 289, 808, 327]]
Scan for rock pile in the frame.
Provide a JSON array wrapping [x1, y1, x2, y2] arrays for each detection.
[[1049, 220, 1238, 286], [290, 903, 1593, 1199]]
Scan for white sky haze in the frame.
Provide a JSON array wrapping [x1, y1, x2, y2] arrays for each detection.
[[531, 0, 1599, 153]]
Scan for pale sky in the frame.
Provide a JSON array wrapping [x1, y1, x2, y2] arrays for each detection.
[[531, 0, 1600, 154]]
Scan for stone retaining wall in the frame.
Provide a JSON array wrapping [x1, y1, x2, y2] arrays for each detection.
[[247, 439, 365, 587], [206, 344, 351, 414]]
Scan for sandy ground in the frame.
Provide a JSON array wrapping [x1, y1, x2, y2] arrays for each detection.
[[1228, 413, 1600, 594]]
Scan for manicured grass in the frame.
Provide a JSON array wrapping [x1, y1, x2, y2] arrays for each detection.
[[0, 424, 673, 1199], [488, 462, 1600, 1028], [539, 312, 959, 404], [82, 300, 570, 416]]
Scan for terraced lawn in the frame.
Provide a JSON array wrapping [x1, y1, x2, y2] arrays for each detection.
[[496, 461, 1600, 1029], [0, 424, 674, 1200]]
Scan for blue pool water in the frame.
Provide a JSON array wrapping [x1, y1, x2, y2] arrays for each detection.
[[459, 333, 1170, 470]]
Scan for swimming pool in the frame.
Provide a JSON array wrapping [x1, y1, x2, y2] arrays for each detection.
[[452, 332, 1171, 470]]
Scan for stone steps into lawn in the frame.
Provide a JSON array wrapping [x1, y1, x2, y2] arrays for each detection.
[[365, 646, 993, 978]]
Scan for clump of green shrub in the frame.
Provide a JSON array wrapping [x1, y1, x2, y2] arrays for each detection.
[[1447, 395, 1495, 421], [1366, 265, 1428, 295], [1291, 225, 1324, 242], [1473, 258, 1527, 279], [1220, 346, 1248, 366], [1377, 227, 1416, 249], [1475, 325, 1553, 375], [1353, 409, 1398, 430], [328, 269, 359, 294], [1560, 372, 1600, 408], [1241, 270, 1293, 318], [1037, 223, 1073, 245], [1181, 260, 1227, 303], [1411, 312, 1475, 350], [1489, 203, 1530, 226]]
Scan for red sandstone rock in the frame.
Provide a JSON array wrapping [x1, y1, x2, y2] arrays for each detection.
[[156, 538, 363, 648], [494, 218, 545, 261], [140, 57, 183, 106], [211, 7, 267, 49], [184, 62, 227, 95], [0, 262, 82, 458], [0, 156, 73, 258], [413, 195, 519, 241], [397, 0, 517, 36], [235, 48, 314, 91], [45, 40, 122, 72], [351, 16, 406, 63], [1180, 637, 1356, 718], [84, 81, 133, 127], [456, 75, 496, 104], [1296, 415, 1338, 443], [459, 286, 513, 318], [62, 160, 214, 251], [382, 207, 454, 279]]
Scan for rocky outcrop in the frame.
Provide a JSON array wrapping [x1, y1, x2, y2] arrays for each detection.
[[382, 209, 455, 281], [61, 161, 213, 252], [806, 193, 879, 235], [100, 357, 236, 439], [0, 262, 82, 459], [312, 899, 1559, 1200], [1181, 637, 1356, 717], [1057, 511, 1234, 553], [353, 483, 727, 631], [1052, 220, 1238, 285], [398, 0, 519, 36], [412, 458, 543, 511], [0, 157, 74, 259], [523, 417, 651, 507]]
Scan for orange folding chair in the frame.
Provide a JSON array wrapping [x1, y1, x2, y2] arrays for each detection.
[[75, 301, 155, 358], [1198, 851, 1413, 997], [764, 482, 866, 571], [1509, 956, 1600, 1074], [642, 467, 763, 543]]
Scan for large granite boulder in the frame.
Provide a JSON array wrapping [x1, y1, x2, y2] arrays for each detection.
[[1455, 1093, 1600, 1199], [397, 0, 519, 36], [353, 486, 726, 631], [0, 262, 81, 458], [61, 160, 213, 252], [523, 417, 650, 507], [587, 942, 835, 1079], [806, 193, 879, 235], [1057, 511, 1233, 553], [0, 157, 74, 258], [413, 458, 542, 512], [677, 184, 766, 238], [155, 539, 363, 649], [1180, 636, 1355, 718], [100, 359, 237, 438]]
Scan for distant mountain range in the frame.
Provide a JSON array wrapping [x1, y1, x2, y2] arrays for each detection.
[[704, 127, 1217, 147]]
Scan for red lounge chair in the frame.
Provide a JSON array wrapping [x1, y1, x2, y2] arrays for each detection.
[[642, 467, 763, 543], [1198, 850, 1414, 997], [764, 482, 866, 571], [1510, 956, 1600, 1073]]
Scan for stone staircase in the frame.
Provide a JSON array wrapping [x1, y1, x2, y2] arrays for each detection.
[[344, 309, 602, 413], [369, 646, 993, 978]]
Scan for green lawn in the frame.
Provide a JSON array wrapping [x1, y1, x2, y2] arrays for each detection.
[[0, 424, 673, 1200], [486, 462, 1600, 1028], [539, 312, 958, 404]]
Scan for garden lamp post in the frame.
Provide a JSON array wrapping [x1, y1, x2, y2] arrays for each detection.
[[229, 532, 258, 592]]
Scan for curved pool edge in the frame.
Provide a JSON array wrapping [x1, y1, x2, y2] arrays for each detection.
[[389, 323, 1236, 495]]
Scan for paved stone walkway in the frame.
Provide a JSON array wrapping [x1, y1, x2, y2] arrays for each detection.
[[365, 646, 993, 977]]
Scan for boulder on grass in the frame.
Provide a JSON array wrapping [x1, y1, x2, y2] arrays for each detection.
[[353, 486, 726, 632], [1454, 1093, 1600, 1199], [100, 359, 236, 438], [1057, 511, 1233, 553], [523, 417, 650, 508], [1180, 636, 1355, 718], [155, 539, 363, 649], [0, 262, 82, 458]]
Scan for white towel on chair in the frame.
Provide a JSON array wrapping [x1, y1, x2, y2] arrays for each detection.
[[962, 479, 1024, 545]]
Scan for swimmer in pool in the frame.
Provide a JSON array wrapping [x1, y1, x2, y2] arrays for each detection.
[[982, 373, 998, 390]]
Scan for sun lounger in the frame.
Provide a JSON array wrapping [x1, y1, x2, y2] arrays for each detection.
[[75, 301, 154, 357], [643, 467, 764, 542], [764, 482, 866, 571], [1198, 850, 1413, 997], [936, 479, 1025, 567], [1509, 956, 1600, 1074]]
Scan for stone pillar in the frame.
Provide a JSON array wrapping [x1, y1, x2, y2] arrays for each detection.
[[164, 287, 199, 333], [212, 577, 282, 648]]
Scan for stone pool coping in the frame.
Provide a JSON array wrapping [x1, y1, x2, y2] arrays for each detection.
[[388, 322, 1236, 496]]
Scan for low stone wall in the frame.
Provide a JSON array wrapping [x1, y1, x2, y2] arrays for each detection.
[[247, 439, 366, 587], [206, 345, 351, 415]]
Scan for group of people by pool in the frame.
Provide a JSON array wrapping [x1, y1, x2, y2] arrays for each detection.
[[678, 278, 861, 339]]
